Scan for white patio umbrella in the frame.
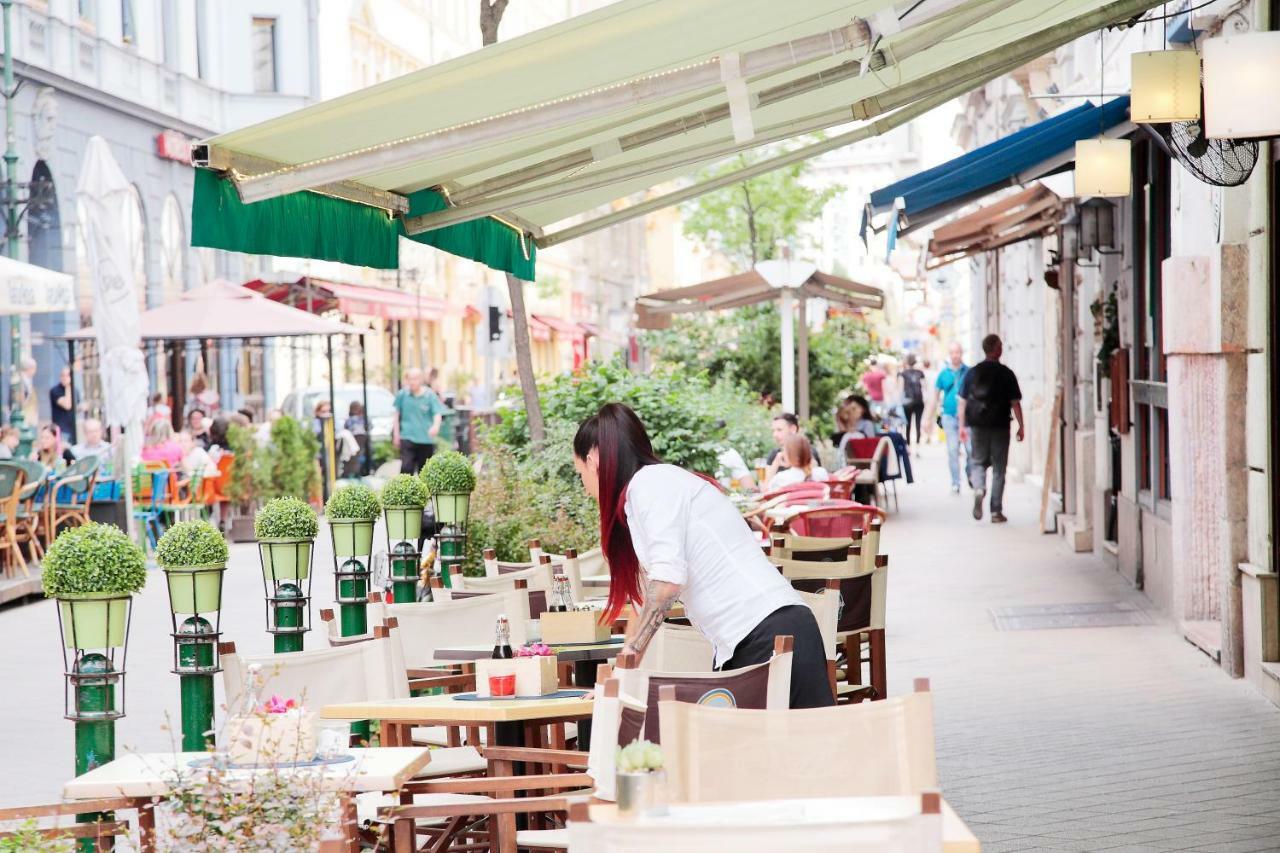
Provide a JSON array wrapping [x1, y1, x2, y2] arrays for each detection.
[[76, 136, 149, 538]]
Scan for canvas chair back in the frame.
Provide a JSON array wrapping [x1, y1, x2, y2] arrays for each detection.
[[585, 677, 645, 802], [613, 649, 793, 743], [221, 633, 406, 714], [771, 541, 887, 634], [796, 588, 840, 659], [789, 504, 884, 538], [385, 588, 530, 666], [433, 583, 549, 618], [567, 794, 943, 852], [658, 682, 938, 803], [536, 546, 604, 602], [642, 623, 713, 672]]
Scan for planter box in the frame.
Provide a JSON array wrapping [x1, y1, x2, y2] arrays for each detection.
[[259, 539, 313, 582], [384, 507, 424, 542], [330, 519, 375, 558], [475, 656, 559, 697], [541, 610, 612, 645], [433, 493, 470, 525], [58, 593, 130, 649], [164, 564, 226, 614]]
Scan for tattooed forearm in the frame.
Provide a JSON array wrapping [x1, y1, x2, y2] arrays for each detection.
[[622, 579, 681, 663]]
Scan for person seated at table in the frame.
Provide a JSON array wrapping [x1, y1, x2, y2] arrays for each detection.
[[836, 394, 879, 440], [72, 418, 114, 475], [766, 435, 829, 492], [188, 408, 212, 451], [176, 430, 219, 479], [140, 419, 183, 467], [0, 426, 18, 460], [33, 423, 75, 471], [573, 402, 833, 709], [716, 446, 756, 490]]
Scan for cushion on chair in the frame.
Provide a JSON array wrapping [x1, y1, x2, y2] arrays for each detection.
[[515, 828, 569, 850], [415, 746, 487, 778]]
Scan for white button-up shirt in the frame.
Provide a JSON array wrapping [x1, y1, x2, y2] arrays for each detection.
[[624, 464, 802, 667]]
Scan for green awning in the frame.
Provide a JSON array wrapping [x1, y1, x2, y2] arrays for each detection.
[[191, 169, 535, 278]]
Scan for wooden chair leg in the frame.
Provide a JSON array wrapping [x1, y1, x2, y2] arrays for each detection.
[[9, 523, 27, 578], [869, 628, 887, 700]]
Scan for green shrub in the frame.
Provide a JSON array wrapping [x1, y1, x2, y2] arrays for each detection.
[[156, 520, 229, 568], [225, 423, 264, 505], [371, 438, 396, 466], [42, 523, 147, 598], [325, 483, 380, 520], [255, 496, 319, 540], [257, 415, 319, 501], [380, 473, 428, 508], [421, 450, 476, 495], [0, 820, 73, 853]]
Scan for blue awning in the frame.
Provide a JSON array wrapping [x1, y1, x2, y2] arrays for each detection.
[[867, 97, 1132, 237]]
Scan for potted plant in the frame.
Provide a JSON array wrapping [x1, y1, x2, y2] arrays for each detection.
[[325, 484, 380, 557], [421, 450, 476, 525], [255, 496, 319, 583], [43, 523, 147, 649], [380, 473, 427, 542], [615, 738, 667, 817], [156, 520, 229, 614]]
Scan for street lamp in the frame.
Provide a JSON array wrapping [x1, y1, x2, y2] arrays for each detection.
[[255, 497, 319, 654], [755, 255, 817, 415]]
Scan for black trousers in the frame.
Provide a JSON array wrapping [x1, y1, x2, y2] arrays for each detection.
[[399, 439, 436, 476], [721, 604, 834, 708], [903, 401, 925, 444]]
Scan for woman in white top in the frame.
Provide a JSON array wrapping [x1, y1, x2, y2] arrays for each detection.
[[765, 434, 829, 491], [572, 403, 833, 708]]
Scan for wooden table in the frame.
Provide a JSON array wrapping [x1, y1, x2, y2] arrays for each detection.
[[434, 636, 623, 751], [62, 747, 431, 851], [582, 797, 980, 852]]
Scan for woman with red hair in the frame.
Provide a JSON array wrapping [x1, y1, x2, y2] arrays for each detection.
[[573, 403, 833, 708]]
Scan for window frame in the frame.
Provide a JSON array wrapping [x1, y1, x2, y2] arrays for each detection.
[[251, 16, 279, 94]]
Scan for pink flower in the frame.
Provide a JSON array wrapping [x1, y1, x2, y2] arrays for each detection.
[[260, 695, 299, 714], [516, 643, 553, 657]]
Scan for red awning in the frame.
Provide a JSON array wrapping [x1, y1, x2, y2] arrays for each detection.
[[246, 276, 448, 321], [531, 313, 585, 339]]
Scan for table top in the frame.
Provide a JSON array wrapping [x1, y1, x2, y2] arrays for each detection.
[[62, 747, 431, 800], [434, 636, 625, 663], [586, 797, 978, 852], [322, 691, 594, 723]]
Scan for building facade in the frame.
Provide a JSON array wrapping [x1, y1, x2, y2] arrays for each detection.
[[949, 0, 1280, 701]]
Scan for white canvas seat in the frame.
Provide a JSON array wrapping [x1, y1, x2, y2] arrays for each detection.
[[459, 556, 555, 593], [385, 588, 530, 668], [221, 633, 408, 713], [640, 622, 714, 672]]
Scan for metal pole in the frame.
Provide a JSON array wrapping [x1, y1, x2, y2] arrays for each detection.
[[273, 583, 305, 654], [779, 288, 795, 413], [359, 334, 369, 476], [176, 618, 215, 751], [797, 292, 810, 422], [73, 653, 115, 853], [325, 334, 336, 499], [66, 340, 77, 441], [2, 0, 20, 434]]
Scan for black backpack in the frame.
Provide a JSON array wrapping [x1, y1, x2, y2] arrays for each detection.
[[964, 365, 1002, 427]]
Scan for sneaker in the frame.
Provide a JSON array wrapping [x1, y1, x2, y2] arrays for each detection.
[[991, 512, 1007, 524], [972, 490, 985, 520]]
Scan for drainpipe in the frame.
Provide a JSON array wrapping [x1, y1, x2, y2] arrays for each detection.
[[2, 0, 22, 435]]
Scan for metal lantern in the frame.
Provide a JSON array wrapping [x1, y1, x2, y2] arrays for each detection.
[[1077, 198, 1120, 256], [431, 493, 471, 590], [258, 538, 315, 653], [388, 540, 421, 605], [1074, 139, 1131, 198], [1203, 32, 1280, 139], [1130, 50, 1201, 123], [57, 594, 133, 725]]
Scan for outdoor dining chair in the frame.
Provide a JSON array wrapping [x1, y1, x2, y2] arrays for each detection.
[[787, 502, 886, 538], [10, 458, 47, 562], [457, 552, 556, 593], [130, 469, 169, 551], [844, 436, 898, 510], [46, 454, 99, 544], [0, 797, 158, 852], [0, 462, 27, 577]]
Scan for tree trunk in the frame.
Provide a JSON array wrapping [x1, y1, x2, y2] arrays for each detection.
[[480, 0, 545, 443]]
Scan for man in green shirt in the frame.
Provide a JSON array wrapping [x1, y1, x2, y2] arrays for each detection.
[[392, 367, 444, 475]]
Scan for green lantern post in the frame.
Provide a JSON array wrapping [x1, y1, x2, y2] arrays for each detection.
[[380, 474, 428, 604], [422, 451, 476, 589], [44, 523, 147, 852], [326, 483, 380, 745], [255, 497, 318, 654], [157, 520, 228, 751]]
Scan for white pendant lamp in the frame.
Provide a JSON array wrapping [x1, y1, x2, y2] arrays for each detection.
[[1203, 32, 1280, 139], [1131, 50, 1201, 123], [1074, 138, 1131, 197]]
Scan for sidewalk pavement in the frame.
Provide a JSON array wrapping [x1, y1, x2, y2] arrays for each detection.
[[886, 442, 1280, 853]]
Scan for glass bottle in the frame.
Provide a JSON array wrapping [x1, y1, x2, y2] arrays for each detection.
[[557, 573, 574, 611], [492, 614, 514, 659]]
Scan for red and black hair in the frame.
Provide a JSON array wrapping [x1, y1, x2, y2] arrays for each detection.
[[574, 403, 661, 623]]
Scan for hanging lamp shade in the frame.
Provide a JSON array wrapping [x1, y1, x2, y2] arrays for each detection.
[[1203, 32, 1280, 139], [1074, 139, 1131, 197], [1131, 50, 1201, 123]]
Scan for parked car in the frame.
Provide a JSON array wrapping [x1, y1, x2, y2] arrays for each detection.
[[280, 384, 396, 443]]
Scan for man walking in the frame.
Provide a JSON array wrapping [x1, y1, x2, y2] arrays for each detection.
[[958, 334, 1024, 523], [391, 367, 444, 475], [933, 342, 969, 493], [861, 357, 887, 417]]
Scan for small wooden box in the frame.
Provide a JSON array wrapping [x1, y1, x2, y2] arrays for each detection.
[[541, 609, 612, 645], [474, 656, 559, 697]]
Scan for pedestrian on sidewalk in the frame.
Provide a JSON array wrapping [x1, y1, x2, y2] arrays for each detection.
[[933, 342, 970, 493], [392, 367, 444, 476], [958, 334, 1024, 523], [861, 357, 887, 418], [49, 365, 76, 443], [900, 354, 926, 446]]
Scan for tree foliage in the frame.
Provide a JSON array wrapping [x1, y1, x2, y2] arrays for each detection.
[[643, 305, 875, 425], [680, 148, 842, 267]]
